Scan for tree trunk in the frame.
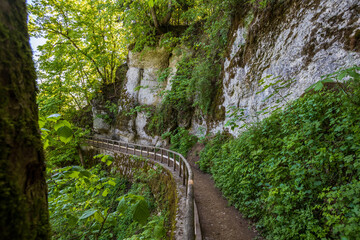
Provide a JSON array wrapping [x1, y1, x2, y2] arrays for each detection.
[[150, 6, 161, 33], [0, 1, 50, 239]]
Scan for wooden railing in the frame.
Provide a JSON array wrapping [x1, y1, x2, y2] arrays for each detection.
[[86, 136, 197, 240]]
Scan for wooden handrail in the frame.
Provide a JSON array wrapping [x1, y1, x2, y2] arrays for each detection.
[[86, 136, 196, 240]]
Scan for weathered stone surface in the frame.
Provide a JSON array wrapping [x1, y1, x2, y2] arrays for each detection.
[[94, 0, 360, 142], [92, 108, 111, 134], [128, 47, 170, 69], [125, 67, 141, 100], [138, 68, 162, 105], [212, 0, 360, 136]]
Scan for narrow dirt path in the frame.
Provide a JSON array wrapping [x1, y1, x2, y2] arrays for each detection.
[[188, 144, 258, 240]]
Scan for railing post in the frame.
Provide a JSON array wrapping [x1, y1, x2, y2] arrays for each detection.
[[126, 143, 128, 153], [133, 145, 135, 155], [147, 146, 149, 157], [183, 162, 186, 186], [167, 151, 170, 166], [173, 154, 176, 171], [161, 149, 163, 163], [186, 170, 189, 195], [179, 157, 182, 177]]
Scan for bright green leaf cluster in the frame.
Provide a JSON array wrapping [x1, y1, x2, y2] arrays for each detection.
[[48, 164, 166, 239]]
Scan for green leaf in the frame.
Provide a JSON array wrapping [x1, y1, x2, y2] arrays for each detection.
[[154, 224, 165, 238], [94, 211, 103, 223], [148, 0, 154, 8], [43, 139, 49, 149], [107, 179, 116, 186], [71, 166, 83, 171], [93, 154, 104, 159], [102, 188, 110, 197], [66, 214, 78, 226], [54, 120, 72, 131], [38, 119, 46, 129], [117, 197, 128, 214], [80, 170, 91, 178], [69, 171, 80, 178], [79, 209, 98, 220], [132, 199, 150, 225], [57, 126, 73, 143]]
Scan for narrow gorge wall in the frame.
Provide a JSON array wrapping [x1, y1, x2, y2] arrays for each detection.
[[93, 0, 360, 143], [211, 0, 360, 135]]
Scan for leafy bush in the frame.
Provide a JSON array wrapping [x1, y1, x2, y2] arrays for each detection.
[[165, 127, 198, 157], [198, 67, 360, 239], [39, 113, 89, 167], [161, 57, 194, 112], [190, 58, 221, 114], [197, 132, 231, 173], [48, 163, 167, 240]]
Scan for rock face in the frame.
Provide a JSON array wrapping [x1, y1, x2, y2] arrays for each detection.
[[93, 46, 188, 145], [93, 0, 360, 142], [212, 0, 360, 135]]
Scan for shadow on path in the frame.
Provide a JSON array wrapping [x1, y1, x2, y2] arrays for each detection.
[[188, 144, 259, 240]]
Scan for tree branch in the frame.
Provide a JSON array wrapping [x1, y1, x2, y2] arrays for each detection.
[[161, 0, 173, 26], [150, 6, 161, 33], [48, 26, 106, 83]]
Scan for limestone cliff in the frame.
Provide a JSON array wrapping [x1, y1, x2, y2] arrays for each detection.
[[211, 0, 360, 136], [93, 0, 360, 143], [93, 46, 190, 145]]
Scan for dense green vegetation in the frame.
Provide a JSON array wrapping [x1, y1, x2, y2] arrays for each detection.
[[29, 0, 265, 134], [27, 0, 360, 238], [37, 111, 174, 239], [48, 160, 168, 240], [197, 66, 360, 239]]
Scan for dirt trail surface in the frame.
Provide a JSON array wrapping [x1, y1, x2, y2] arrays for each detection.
[[188, 144, 258, 240]]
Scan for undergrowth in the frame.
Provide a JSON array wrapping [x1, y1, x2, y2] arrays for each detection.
[[48, 158, 169, 240], [163, 127, 198, 157], [198, 67, 360, 239]]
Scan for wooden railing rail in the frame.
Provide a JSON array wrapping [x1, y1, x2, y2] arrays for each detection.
[[86, 136, 196, 240]]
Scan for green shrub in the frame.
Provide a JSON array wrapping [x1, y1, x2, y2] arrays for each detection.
[[48, 162, 168, 240], [39, 113, 89, 167], [165, 127, 198, 157], [197, 132, 231, 173], [190, 59, 221, 114], [198, 67, 360, 239]]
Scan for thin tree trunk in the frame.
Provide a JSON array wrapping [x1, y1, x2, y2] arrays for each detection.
[[150, 6, 161, 33], [0, 1, 50, 239], [161, 0, 173, 25], [78, 147, 85, 167]]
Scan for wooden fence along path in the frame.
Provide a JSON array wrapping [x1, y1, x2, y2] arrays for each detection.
[[86, 136, 200, 240]]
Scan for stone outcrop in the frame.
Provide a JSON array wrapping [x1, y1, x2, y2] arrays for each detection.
[[93, 0, 360, 141], [212, 0, 360, 135], [93, 46, 189, 145]]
